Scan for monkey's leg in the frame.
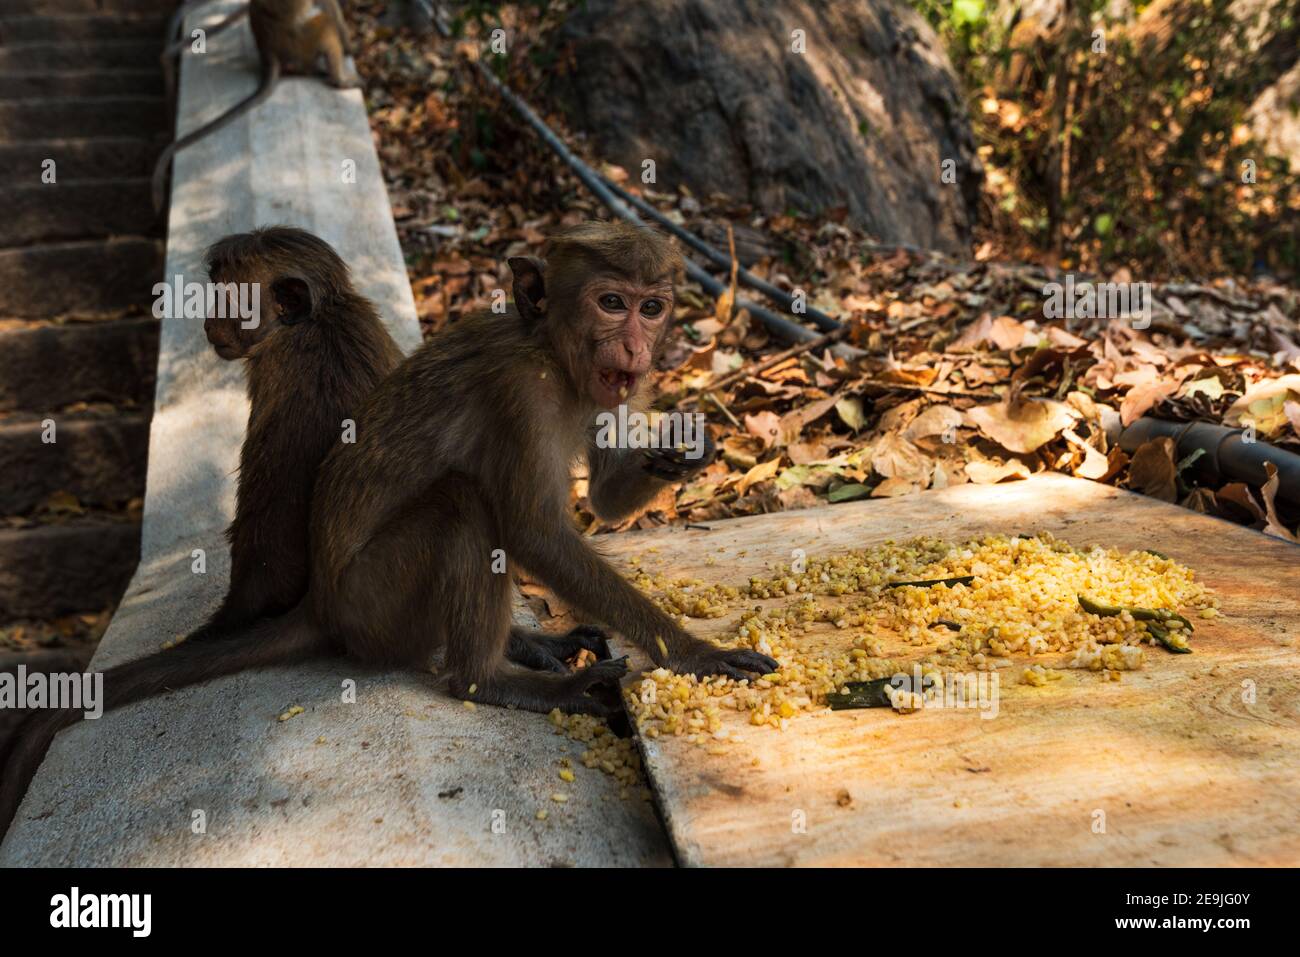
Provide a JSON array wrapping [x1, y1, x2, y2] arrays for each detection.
[[330, 480, 627, 715], [323, 0, 354, 55], [313, 22, 360, 89], [506, 625, 612, 673]]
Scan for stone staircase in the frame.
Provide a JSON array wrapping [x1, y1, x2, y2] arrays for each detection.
[[0, 0, 172, 670]]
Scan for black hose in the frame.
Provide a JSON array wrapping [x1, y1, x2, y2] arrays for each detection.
[[1120, 417, 1300, 506]]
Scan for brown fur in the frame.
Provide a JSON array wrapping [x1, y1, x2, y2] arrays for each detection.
[[152, 0, 358, 211], [197, 226, 404, 636]]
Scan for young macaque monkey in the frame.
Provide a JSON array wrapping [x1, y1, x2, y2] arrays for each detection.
[[304, 221, 778, 714], [193, 225, 404, 640], [152, 0, 360, 211], [0, 222, 776, 836]]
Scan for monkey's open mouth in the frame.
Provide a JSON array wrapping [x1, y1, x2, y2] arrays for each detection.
[[597, 368, 638, 402]]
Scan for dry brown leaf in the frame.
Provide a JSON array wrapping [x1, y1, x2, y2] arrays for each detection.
[[870, 433, 932, 484], [743, 410, 781, 448], [787, 440, 830, 465], [904, 404, 963, 442], [1061, 428, 1110, 480], [1216, 483, 1265, 523], [777, 394, 840, 445], [967, 399, 1077, 454], [965, 459, 1031, 484], [948, 314, 1029, 352], [871, 477, 922, 497], [1119, 377, 1182, 426], [1259, 462, 1299, 542], [1125, 437, 1178, 502], [736, 457, 782, 495], [1180, 487, 1219, 514]]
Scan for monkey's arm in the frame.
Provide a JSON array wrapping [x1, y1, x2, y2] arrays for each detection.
[[496, 474, 772, 681], [586, 424, 716, 523]]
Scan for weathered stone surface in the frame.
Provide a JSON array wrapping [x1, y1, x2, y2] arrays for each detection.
[[552, 0, 982, 253]]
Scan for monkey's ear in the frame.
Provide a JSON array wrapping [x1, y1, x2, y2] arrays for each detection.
[[508, 256, 547, 324], [270, 276, 314, 326]]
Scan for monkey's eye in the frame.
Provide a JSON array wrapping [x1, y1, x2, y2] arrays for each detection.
[[599, 294, 625, 312], [641, 299, 665, 318]]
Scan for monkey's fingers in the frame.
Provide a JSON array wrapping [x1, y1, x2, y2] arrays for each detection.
[[689, 648, 780, 681], [642, 452, 709, 481]]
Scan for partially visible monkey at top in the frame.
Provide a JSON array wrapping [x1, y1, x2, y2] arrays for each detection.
[[152, 0, 359, 211], [0, 222, 777, 834]]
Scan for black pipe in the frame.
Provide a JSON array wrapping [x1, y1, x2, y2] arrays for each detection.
[[1120, 417, 1300, 506]]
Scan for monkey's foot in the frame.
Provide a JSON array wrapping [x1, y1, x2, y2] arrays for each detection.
[[672, 646, 779, 681], [556, 656, 629, 716], [330, 64, 363, 89], [507, 625, 612, 673], [449, 657, 629, 718]]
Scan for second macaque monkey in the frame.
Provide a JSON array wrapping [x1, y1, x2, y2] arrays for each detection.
[[192, 226, 404, 640]]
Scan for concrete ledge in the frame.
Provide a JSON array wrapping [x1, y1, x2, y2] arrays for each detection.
[[1, 4, 669, 867]]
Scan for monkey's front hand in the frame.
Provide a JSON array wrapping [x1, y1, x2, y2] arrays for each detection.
[[642, 427, 716, 482], [673, 644, 779, 681]]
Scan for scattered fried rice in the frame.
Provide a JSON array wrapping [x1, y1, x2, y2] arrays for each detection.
[[623, 533, 1219, 743]]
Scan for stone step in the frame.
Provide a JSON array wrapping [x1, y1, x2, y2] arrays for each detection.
[[0, 39, 158, 72], [1, 1, 168, 13], [0, 178, 156, 245], [0, 135, 162, 178], [0, 238, 162, 318], [0, 14, 168, 43], [0, 68, 162, 99], [0, 316, 158, 410], [0, 517, 140, 619], [0, 412, 148, 514], [0, 95, 166, 140]]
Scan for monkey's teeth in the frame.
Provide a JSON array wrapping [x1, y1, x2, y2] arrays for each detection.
[[618, 385, 629, 399]]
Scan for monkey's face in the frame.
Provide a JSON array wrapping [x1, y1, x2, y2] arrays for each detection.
[[204, 277, 255, 360], [204, 266, 307, 360], [584, 279, 672, 407]]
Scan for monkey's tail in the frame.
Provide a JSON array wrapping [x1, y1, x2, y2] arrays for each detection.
[[151, 55, 282, 213], [0, 602, 325, 840]]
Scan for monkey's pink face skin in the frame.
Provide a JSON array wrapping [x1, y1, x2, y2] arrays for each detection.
[[587, 280, 672, 407]]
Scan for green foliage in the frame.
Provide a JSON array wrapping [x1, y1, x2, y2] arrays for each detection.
[[911, 0, 1298, 278]]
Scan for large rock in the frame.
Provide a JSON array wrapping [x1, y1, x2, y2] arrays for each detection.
[[551, 0, 982, 253]]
